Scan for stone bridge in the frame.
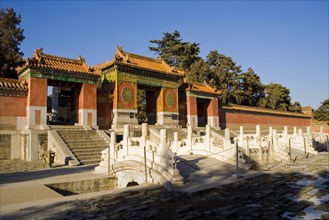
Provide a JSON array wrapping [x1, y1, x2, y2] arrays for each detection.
[[94, 123, 248, 189], [94, 123, 324, 190]]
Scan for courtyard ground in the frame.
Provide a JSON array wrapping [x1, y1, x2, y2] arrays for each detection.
[[0, 152, 328, 219], [0, 159, 46, 174]]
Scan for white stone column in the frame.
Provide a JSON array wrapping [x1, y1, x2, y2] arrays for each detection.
[[224, 128, 231, 149], [239, 126, 244, 147], [307, 127, 311, 135], [255, 125, 261, 160], [269, 126, 273, 137], [255, 125, 261, 146], [160, 129, 167, 145], [206, 124, 211, 153], [142, 123, 148, 137], [283, 126, 288, 144], [123, 124, 130, 156], [293, 127, 297, 136], [298, 128, 303, 136], [187, 125, 193, 149], [158, 129, 168, 156], [109, 131, 116, 175], [272, 129, 277, 155], [141, 123, 148, 148], [268, 126, 273, 157], [173, 132, 179, 153]]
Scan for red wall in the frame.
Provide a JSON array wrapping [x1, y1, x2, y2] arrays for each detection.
[[312, 122, 329, 133], [219, 107, 311, 129], [0, 96, 26, 116], [27, 77, 47, 107], [79, 84, 97, 109]]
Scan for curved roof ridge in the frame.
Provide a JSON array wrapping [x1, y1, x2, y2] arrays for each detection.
[[34, 48, 85, 64]]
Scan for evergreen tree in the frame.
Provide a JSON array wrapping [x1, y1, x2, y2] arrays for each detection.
[[259, 83, 291, 111], [185, 59, 210, 83], [314, 99, 329, 121], [0, 8, 25, 78], [288, 101, 302, 113], [233, 67, 264, 106], [149, 30, 200, 71], [206, 50, 242, 104]]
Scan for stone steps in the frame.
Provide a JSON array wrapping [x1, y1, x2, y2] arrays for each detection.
[[75, 153, 101, 160], [63, 138, 105, 143], [70, 147, 107, 153], [57, 134, 101, 139], [73, 149, 106, 155], [66, 143, 108, 148], [79, 159, 103, 165], [51, 126, 109, 165], [49, 125, 85, 131]]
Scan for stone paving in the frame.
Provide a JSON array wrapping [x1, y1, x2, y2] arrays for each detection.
[[0, 159, 46, 174], [1, 152, 328, 219]]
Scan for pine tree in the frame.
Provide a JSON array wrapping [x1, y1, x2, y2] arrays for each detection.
[[259, 83, 291, 111], [185, 59, 210, 83], [0, 8, 25, 78], [233, 68, 264, 106], [206, 50, 242, 104], [314, 99, 329, 121], [149, 30, 200, 71]]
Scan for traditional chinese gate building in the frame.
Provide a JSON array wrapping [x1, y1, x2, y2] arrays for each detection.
[[17, 48, 99, 129], [98, 47, 184, 129]]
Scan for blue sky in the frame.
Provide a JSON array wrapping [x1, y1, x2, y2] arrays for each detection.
[[2, 0, 328, 109]]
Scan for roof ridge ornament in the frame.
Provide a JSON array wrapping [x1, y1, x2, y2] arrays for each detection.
[[114, 45, 124, 62], [34, 48, 43, 62], [78, 55, 85, 64]]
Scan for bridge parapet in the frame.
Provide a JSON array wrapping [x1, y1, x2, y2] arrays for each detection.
[[233, 125, 320, 163], [95, 125, 184, 189]]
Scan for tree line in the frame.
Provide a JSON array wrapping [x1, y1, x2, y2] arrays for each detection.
[[1, 8, 328, 120], [149, 30, 301, 112]]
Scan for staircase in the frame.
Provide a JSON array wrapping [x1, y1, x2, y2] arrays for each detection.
[[50, 125, 109, 165]]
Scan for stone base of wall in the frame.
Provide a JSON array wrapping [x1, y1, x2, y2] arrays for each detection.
[[0, 129, 48, 161], [0, 134, 11, 159], [0, 116, 26, 130], [111, 109, 138, 129], [157, 112, 179, 125]]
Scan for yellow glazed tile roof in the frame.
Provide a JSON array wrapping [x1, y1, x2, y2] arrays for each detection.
[[0, 77, 27, 91], [99, 46, 184, 76], [187, 82, 221, 95], [20, 48, 97, 75], [0, 77, 28, 97], [223, 104, 311, 118]]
